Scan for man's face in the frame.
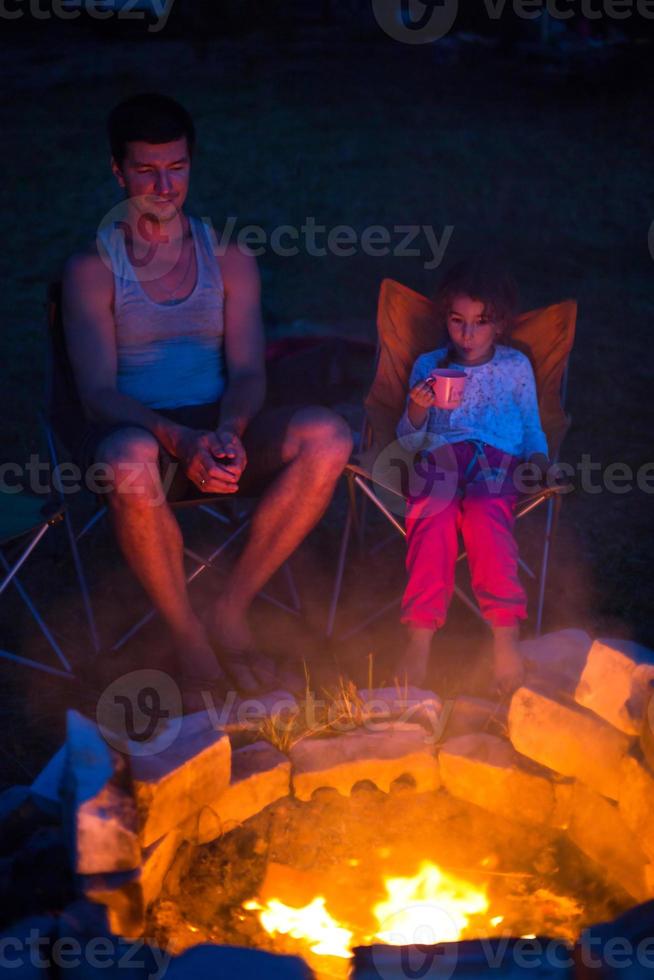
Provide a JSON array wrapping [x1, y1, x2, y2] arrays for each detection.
[[111, 136, 191, 224]]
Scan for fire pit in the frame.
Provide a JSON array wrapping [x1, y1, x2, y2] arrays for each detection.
[[18, 629, 654, 979], [150, 773, 632, 980]]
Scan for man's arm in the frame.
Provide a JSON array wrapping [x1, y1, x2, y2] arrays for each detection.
[[61, 249, 236, 491], [216, 244, 266, 440], [61, 249, 191, 455]]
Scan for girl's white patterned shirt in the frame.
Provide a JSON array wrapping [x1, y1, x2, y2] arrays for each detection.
[[396, 345, 549, 459]]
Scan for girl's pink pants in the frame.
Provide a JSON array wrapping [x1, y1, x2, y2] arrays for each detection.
[[401, 440, 527, 631]]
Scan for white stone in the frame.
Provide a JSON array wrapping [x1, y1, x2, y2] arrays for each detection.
[[566, 781, 654, 904], [201, 690, 299, 735], [130, 712, 231, 846], [81, 829, 183, 935], [521, 628, 593, 693], [185, 741, 291, 844], [290, 723, 440, 801], [80, 870, 144, 939], [357, 687, 443, 737], [508, 686, 632, 800], [141, 829, 184, 910], [63, 711, 140, 875], [574, 638, 654, 735], [439, 696, 508, 740], [438, 733, 568, 827], [618, 753, 654, 864]]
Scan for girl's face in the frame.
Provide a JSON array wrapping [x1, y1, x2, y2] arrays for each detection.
[[446, 294, 500, 365]]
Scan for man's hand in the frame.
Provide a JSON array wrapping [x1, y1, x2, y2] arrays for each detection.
[[175, 428, 244, 494], [209, 427, 247, 481]]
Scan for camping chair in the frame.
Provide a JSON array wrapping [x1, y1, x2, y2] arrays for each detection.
[[327, 278, 576, 640], [44, 282, 302, 659], [0, 493, 76, 678]]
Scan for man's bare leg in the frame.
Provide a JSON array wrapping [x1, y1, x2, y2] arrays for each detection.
[[100, 428, 226, 687], [208, 408, 353, 659]]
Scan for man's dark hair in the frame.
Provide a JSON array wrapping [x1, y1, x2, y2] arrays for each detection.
[[107, 93, 196, 165]]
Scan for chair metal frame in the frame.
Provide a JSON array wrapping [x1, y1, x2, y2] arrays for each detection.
[[327, 330, 572, 642], [0, 498, 76, 678]]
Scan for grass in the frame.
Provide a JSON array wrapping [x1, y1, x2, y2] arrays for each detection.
[[257, 655, 413, 752]]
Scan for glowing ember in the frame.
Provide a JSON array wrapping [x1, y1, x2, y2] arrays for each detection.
[[373, 861, 490, 946], [244, 897, 353, 959]]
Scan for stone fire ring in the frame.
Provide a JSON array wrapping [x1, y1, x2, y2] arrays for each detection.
[[7, 629, 654, 978]]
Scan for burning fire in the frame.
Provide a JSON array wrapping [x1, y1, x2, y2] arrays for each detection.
[[244, 896, 353, 958], [245, 861, 490, 961], [373, 861, 490, 945]]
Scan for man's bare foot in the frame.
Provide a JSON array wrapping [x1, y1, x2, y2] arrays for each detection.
[[179, 674, 230, 715], [205, 600, 277, 694], [173, 627, 226, 681], [396, 627, 434, 687], [172, 629, 232, 714], [491, 625, 525, 697]]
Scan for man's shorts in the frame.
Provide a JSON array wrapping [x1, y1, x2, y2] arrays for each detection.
[[66, 401, 304, 503]]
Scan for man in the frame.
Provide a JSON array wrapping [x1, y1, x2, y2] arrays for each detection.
[[61, 92, 352, 700]]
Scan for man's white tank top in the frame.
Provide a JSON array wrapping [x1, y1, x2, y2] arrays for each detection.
[[96, 214, 226, 409]]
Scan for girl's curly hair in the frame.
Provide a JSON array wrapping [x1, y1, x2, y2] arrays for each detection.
[[433, 255, 519, 366]]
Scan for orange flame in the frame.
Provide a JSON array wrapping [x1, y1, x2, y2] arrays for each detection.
[[246, 861, 489, 960], [373, 861, 490, 945], [244, 897, 353, 959]]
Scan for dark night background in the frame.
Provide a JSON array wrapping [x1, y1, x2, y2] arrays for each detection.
[[1, 0, 653, 785]]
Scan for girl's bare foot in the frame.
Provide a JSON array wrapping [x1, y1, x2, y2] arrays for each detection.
[[396, 627, 434, 687], [491, 625, 525, 697]]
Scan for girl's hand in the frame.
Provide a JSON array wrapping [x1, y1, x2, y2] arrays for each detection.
[[407, 378, 436, 429], [409, 378, 437, 408]]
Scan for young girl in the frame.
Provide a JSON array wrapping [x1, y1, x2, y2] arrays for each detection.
[[395, 259, 549, 694]]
